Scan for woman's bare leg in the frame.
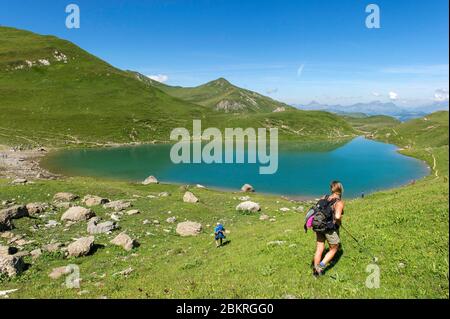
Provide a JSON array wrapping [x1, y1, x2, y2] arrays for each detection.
[[321, 244, 339, 265], [314, 241, 325, 266]]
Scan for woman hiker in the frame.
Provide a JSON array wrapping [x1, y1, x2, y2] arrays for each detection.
[[312, 181, 345, 276]]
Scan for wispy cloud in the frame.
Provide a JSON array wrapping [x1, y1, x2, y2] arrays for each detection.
[[147, 74, 169, 83], [389, 91, 398, 100], [434, 88, 449, 102], [297, 64, 305, 77]]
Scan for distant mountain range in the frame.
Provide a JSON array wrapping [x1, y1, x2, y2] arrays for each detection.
[[295, 100, 449, 121]]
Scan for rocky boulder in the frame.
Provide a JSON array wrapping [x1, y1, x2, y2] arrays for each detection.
[[103, 200, 132, 211], [82, 195, 109, 207], [26, 202, 49, 215], [42, 242, 63, 253], [87, 218, 118, 234], [0, 245, 15, 256], [12, 178, 27, 185], [241, 184, 254, 192], [236, 201, 261, 212], [176, 221, 202, 237], [126, 209, 140, 216], [61, 206, 95, 222], [166, 216, 177, 224], [0, 205, 29, 231], [67, 236, 95, 257], [53, 192, 79, 202], [142, 175, 159, 185], [110, 232, 137, 251], [0, 254, 25, 277], [183, 191, 199, 203]]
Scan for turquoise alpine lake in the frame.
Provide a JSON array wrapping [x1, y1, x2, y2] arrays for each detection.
[[41, 137, 430, 198]]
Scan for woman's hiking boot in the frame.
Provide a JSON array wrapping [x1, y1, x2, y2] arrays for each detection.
[[313, 264, 325, 277]]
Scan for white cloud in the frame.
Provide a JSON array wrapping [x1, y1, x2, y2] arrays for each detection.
[[372, 92, 381, 97], [147, 74, 169, 83], [434, 88, 449, 102], [389, 91, 398, 100]]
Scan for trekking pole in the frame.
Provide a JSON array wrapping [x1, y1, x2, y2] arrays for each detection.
[[340, 224, 378, 263]]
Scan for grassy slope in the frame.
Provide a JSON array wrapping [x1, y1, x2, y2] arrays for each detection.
[[0, 113, 448, 298], [0, 26, 355, 148], [343, 115, 401, 136], [137, 73, 293, 113], [0, 27, 213, 146]]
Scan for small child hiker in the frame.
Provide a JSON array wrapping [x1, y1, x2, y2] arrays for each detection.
[[214, 223, 226, 247]]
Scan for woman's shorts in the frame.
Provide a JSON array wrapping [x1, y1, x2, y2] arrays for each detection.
[[316, 230, 340, 245]]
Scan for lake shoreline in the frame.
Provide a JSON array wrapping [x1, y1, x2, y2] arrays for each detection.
[[34, 136, 430, 201]]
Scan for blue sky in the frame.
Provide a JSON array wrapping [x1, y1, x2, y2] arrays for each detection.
[[1, 0, 448, 106]]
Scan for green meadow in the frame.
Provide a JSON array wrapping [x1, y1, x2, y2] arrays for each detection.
[[0, 26, 448, 299]]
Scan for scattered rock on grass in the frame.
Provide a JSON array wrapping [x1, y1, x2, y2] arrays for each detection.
[[166, 216, 177, 223], [67, 236, 95, 257], [158, 192, 170, 197], [87, 218, 118, 234], [61, 206, 95, 222], [42, 242, 63, 253], [113, 267, 134, 277], [26, 202, 49, 215], [12, 178, 27, 185], [0, 205, 29, 231], [259, 214, 270, 221], [30, 248, 42, 260], [0, 245, 15, 255], [176, 221, 202, 237], [0, 254, 25, 277], [126, 209, 140, 216], [241, 184, 254, 192], [183, 191, 199, 203], [103, 200, 132, 211], [142, 175, 159, 185], [45, 220, 59, 228], [110, 232, 137, 251], [82, 195, 109, 207], [53, 192, 79, 202], [54, 202, 72, 209], [295, 206, 305, 213], [236, 201, 261, 212]]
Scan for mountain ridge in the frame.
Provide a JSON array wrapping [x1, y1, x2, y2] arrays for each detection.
[[0, 26, 356, 147], [136, 72, 294, 113]]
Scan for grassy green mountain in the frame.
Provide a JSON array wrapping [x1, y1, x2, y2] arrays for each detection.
[[374, 111, 449, 149], [0, 26, 356, 148], [0, 27, 214, 147], [132, 71, 294, 113], [0, 113, 448, 298], [343, 115, 401, 136]]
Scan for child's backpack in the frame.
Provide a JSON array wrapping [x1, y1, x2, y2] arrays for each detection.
[[304, 195, 339, 233]]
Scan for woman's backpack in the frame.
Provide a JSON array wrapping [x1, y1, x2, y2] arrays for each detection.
[[304, 196, 339, 233]]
